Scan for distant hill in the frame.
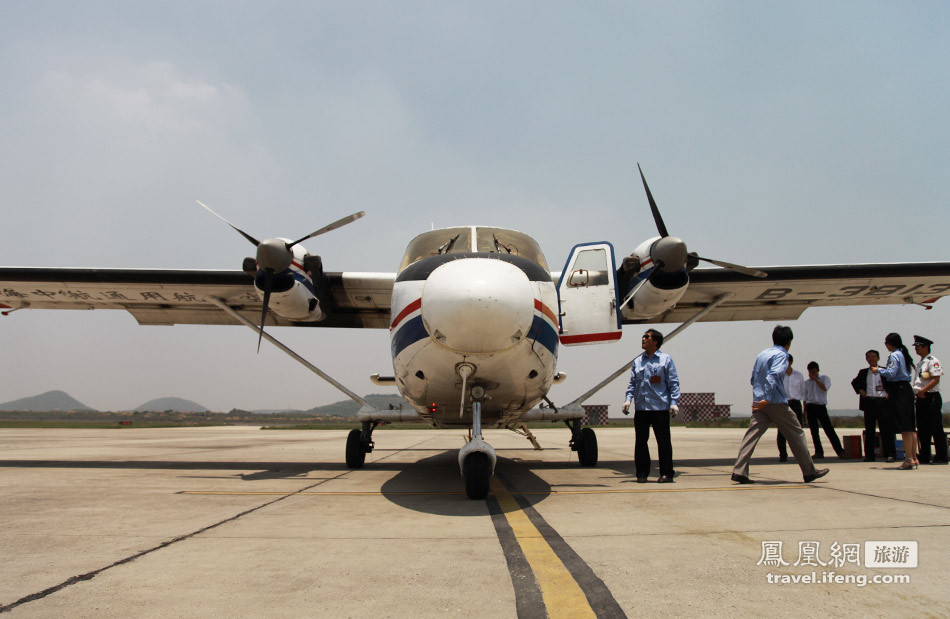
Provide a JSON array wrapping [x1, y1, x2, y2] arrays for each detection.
[[134, 397, 209, 413], [305, 393, 411, 416], [0, 390, 97, 412]]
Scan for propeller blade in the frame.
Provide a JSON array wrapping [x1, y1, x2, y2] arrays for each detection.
[[695, 256, 767, 278], [637, 164, 669, 238], [197, 200, 260, 247], [257, 268, 273, 353], [287, 211, 365, 248]]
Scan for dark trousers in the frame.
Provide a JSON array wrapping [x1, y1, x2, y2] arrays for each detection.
[[634, 409, 674, 477], [916, 392, 948, 463], [777, 399, 804, 458], [805, 403, 843, 457], [863, 397, 896, 460]]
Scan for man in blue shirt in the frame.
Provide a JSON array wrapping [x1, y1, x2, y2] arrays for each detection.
[[732, 325, 829, 484], [622, 328, 680, 483]]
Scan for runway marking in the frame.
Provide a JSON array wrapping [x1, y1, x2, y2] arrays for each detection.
[[179, 484, 816, 497], [489, 475, 627, 619], [0, 471, 352, 614], [489, 477, 598, 619]]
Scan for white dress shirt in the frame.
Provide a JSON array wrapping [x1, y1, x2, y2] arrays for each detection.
[[803, 375, 831, 405], [866, 369, 887, 397], [784, 370, 805, 401]]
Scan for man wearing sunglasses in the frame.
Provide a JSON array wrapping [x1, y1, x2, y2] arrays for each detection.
[[622, 329, 680, 483]]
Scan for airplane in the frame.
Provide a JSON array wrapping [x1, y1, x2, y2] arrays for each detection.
[[4, 167, 950, 499]]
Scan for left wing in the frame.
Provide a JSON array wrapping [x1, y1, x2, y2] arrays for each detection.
[[0, 268, 394, 328], [645, 262, 950, 324]]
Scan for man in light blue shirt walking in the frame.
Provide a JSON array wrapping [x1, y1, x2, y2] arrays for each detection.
[[732, 325, 829, 484], [623, 328, 680, 483]]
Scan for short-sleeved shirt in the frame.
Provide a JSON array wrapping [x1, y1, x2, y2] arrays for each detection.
[[913, 354, 942, 394], [803, 375, 831, 405], [784, 370, 805, 401], [879, 349, 912, 382]]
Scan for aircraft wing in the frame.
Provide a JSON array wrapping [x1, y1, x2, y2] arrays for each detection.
[[637, 262, 950, 324], [0, 268, 394, 328]]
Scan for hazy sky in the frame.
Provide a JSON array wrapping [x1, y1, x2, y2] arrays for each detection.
[[2, 2, 949, 414]]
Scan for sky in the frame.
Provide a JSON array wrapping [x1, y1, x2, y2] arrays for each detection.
[[2, 1, 949, 414]]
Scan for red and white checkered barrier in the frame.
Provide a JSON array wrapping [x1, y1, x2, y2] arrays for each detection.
[[581, 404, 610, 426], [679, 394, 731, 422]]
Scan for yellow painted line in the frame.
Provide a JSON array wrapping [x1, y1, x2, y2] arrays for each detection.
[[490, 477, 595, 619], [180, 485, 815, 497]]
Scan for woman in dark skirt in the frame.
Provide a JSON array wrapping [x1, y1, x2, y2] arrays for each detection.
[[875, 333, 917, 469]]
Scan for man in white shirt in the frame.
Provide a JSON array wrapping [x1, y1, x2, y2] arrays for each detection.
[[804, 361, 846, 459], [777, 354, 805, 462], [851, 349, 896, 462]]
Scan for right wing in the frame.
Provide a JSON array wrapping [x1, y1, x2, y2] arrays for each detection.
[[652, 262, 950, 324], [0, 267, 395, 329]]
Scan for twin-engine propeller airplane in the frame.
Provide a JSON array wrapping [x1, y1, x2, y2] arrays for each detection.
[[4, 168, 950, 499]]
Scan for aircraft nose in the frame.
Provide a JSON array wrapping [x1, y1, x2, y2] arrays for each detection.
[[421, 258, 534, 354]]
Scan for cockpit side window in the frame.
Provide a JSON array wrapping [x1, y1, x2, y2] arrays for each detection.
[[399, 228, 472, 270], [474, 227, 549, 270]]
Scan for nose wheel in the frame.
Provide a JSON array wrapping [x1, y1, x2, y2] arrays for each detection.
[[463, 451, 492, 499], [458, 399, 497, 500]]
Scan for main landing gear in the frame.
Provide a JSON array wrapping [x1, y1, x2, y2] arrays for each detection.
[[345, 421, 376, 468], [568, 419, 598, 467]]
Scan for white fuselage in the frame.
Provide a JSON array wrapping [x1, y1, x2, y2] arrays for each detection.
[[388, 229, 560, 428]]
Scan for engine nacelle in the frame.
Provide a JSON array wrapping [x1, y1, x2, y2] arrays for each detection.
[[618, 235, 690, 321], [250, 245, 329, 323], [620, 276, 688, 321], [255, 273, 326, 322]]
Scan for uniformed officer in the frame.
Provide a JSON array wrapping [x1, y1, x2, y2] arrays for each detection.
[[912, 335, 948, 464]]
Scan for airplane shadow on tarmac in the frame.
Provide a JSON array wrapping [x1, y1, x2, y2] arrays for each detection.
[[0, 455, 820, 516]]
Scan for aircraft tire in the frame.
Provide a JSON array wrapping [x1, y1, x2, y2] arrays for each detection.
[[345, 428, 366, 468], [577, 427, 598, 467], [463, 451, 491, 500]]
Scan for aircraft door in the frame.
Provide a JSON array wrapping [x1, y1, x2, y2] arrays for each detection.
[[557, 242, 622, 346]]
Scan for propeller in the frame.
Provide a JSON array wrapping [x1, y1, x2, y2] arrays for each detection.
[[198, 200, 366, 351], [635, 165, 766, 278]]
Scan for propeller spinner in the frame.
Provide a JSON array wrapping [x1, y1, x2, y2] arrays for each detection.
[[198, 200, 365, 350]]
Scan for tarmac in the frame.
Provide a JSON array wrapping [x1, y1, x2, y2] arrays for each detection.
[[1, 425, 948, 618]]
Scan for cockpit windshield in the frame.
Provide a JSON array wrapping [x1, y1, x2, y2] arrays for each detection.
[[399, 226, 549, 271]]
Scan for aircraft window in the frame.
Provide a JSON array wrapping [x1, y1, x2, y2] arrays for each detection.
[[474, 227, 548, 269], [568, 248, 609, 287], [400, 228, 473, 269]]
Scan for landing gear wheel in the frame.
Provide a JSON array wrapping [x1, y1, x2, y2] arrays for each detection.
[[577, 427, 598, 467], [463, 451, 492, 500], [345, 428, 366, 468]]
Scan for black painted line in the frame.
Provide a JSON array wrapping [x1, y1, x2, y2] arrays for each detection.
[[514, 494, 626, 619], [486, 495, 548, 619], [495, 472, 626, 619], [0, 472, 349, 613]]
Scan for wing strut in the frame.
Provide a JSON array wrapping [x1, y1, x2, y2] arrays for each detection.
[[209, 297, 378, 415], [560, 292, 735, 413]]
